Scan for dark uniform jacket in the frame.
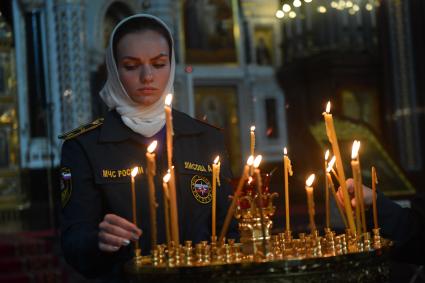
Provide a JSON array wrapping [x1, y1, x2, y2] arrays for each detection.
[[59, 109, 238, 280], [369, 192, 425, 265]]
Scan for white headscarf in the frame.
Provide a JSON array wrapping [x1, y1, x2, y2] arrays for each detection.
[[100, 14, 175, 137]]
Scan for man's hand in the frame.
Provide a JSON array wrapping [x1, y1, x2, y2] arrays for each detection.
[[336, 178, 374, 210], [98, 214, 142, 252]]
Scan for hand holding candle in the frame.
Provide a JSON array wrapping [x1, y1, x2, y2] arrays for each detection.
[[146, 140, 158, 249], [326, 158, 348, 229], [323, 101, 356, 234], [305, 174, 316, 233]]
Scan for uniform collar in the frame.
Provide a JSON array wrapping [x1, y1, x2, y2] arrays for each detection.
[[99, 109, 205, 142]]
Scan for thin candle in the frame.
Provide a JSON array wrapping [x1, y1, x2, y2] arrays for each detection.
[[130, 167, 140, 252], [165, 93, 174, 169], [212, 156, 220, 238], [324, 150, 330, 228], [146, 140, 158, 249], [283, 147, 293, 231], [162, 172, 171, 245], [323, 101, 356, 234], [250, 126, 256, 175], [327, 159, 348, 228], [168, 166, 179, 245], [219, 156, 253, 242], [305, 174, 316, 233], [351, 140, 366, 233], [253, 155, 268, 255], [371, 166, 379, 229]]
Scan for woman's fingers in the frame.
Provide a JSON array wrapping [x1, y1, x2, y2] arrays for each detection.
[[98, 242, 120, 253], [104, 214, 142, 236], [98, 229, 131, 248]]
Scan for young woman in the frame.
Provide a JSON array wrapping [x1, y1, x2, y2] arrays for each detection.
[[59, 14, 237, 281]]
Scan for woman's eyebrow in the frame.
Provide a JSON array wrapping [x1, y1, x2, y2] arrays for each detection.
[[151, 53, 168, 60], [120, 53, 168, 61]]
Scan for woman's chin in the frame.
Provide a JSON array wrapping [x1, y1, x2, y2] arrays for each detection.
[[130, 95, 161, 107]]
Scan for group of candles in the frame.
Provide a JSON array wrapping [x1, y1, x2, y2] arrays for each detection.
[[130, 97, 381, 256]]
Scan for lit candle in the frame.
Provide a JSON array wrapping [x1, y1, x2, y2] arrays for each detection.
[[305, 174, 316, 233], [283, 147, 293, 231], [253, 155, 268, 254], [212, 156, 220, 238], [250, 126, 256, 175], [162, 172, 171, 245], [327, 157, 348, 229], [324, 150, 330, 229], [219, 156, 253, 242], [164, 94, 179, 245], [130, 167, 140, 252], [146, 140, 158, 249], [351, 140, 366, 234], [165, 93, 174, 169], [371, 166, 379, 230], [323, 101, 356, 234]]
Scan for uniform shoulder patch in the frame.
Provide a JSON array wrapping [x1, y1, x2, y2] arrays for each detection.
[[60, 167, 72, 208], [191, 175, 212, 204], [58, 118, 104, 140]]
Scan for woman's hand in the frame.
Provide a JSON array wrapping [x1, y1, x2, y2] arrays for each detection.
[[98, 214, 142, 252], [336, 178, 374, 209]]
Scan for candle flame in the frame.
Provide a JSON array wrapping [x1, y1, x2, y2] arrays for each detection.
[[131, 167, 139, 177], [250, 125, 256, 132], [247, 176, 253, 185], [284, 147, 288, 155], [147, 140, 158, 153], [326, 156, 336, 172], [213, 155, 220, 164], [325, 150, 330, 161], [247, 155, 254, 166], [326, 101, 331, 113], [253, 155, 262, 168], [306, 173, 315, 187], [165, 93, 173, 106], [351, 140, 361, 159], [163, 172, 171, 183]]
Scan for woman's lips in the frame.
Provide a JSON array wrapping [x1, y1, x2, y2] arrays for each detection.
[[137, 87, 158, 95]]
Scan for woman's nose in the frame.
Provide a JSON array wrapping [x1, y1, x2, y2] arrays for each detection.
[[140, 65, 153, 83]]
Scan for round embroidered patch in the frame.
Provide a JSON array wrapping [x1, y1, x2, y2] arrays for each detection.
[[190, 175, 212, 204], [60, 167, 72, 208]]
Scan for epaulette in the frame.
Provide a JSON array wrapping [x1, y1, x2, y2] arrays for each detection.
[[194, 117, 223, 131], [58, 118, 104, 140]]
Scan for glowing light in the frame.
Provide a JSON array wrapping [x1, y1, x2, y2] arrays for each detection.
[[327, 156, 336, 172], [353, 4, 360, 11], [253, 155, 263, 168], [250, 126, 255, 132], [147, 140, 158, 153], [213, 156, 220, 164], [247, 155, 254, 166], [282, 4, 292, 13], [346, 1, 353, 8], [276, 10, 285, 18], [289, 11, 297, 18], [293, 0, 302, 8], [348, 8, 356, 15], [325, 101, 331, 113], [325, 150, 330, 161], [284, 147, 288, 155], [165, 93, 173, 106], [304, 0, 312, 3], [163, 172, 171, 183], [131, 167, 139, 177], [318, 6, 327, 13], [306, 174, 315, 187], [331, 1, 338, 8], [365, 3, 373, 11], [351, 140, 361, 159]]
